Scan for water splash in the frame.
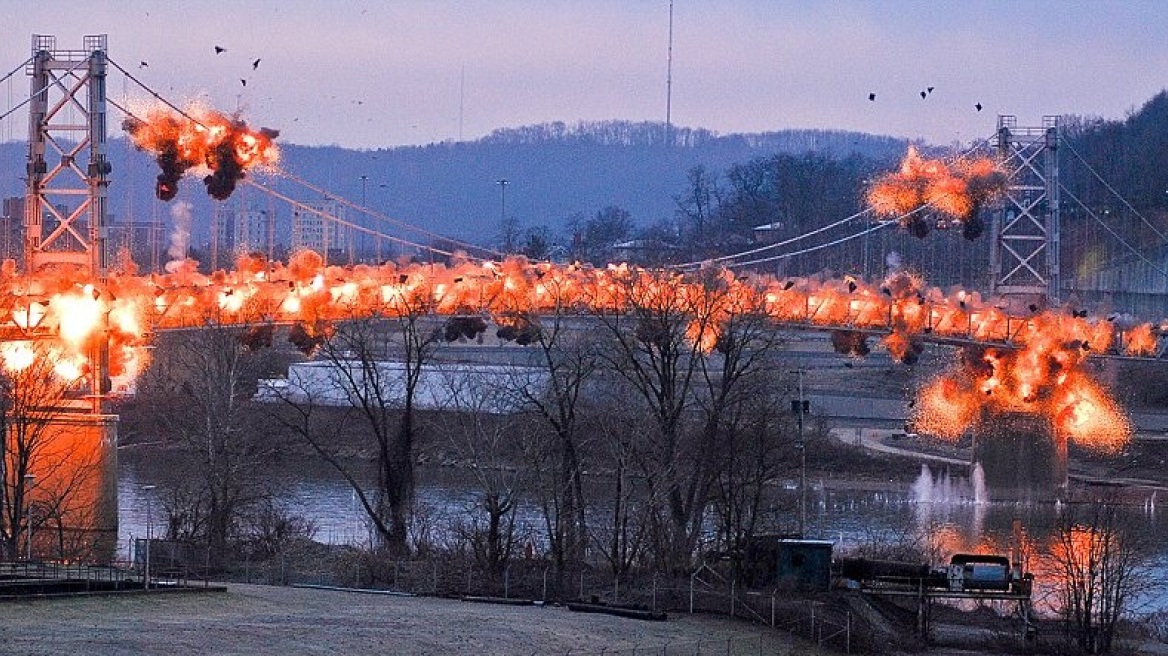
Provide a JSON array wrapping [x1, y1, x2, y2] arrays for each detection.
[[911, 463, 989, 505]]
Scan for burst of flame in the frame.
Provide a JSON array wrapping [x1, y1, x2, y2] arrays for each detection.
[[0, 248, 1158, 453], [123, 105, 279, 201], [867, 146, 1007, 229]]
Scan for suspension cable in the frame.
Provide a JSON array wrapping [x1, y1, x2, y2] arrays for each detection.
[[1063, 139, 1166, 242], [728, 218, 897, 269], [106, 94, 480, 262], [106, 57, 210, 129], [242, 178, 460, 259], [0, 56, 32, 92], [275, 168, 503, 259], [0, 56, 88, 124], [1060, 183, 1168, 278], [675, 209, 873, 269]]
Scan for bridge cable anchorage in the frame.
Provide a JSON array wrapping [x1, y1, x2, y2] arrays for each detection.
[[274, 168, 505, 260], [1060, 183, 1168, 279], [241, 178, 461, 259], [1063, 139, 1167, 242], [728, 216, 897, 269], [0, 56, 89, 124]]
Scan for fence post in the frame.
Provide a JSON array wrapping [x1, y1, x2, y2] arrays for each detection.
[[771, 589, 776, 627], [651, 573, 657, 613], [579, 569, 584, 601], [542, 566, 548, 603], [846, 610, 852, 654], [613, 573, 619, 603], [730, 577, 735, 618], [689, 572, 695, 614], [504, 565, 510, 599], [432, 560, 438, 596]]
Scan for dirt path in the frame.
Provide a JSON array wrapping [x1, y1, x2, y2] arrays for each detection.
[[0, 584, 801, 655]]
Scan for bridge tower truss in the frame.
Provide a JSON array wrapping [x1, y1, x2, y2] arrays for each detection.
[[989, 115, 1061, 307], [24, 34, 110, 278]]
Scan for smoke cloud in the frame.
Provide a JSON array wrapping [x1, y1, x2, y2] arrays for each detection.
[[123, 106, 279, 202]]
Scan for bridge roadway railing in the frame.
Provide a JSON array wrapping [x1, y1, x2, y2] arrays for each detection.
[[1, 288, 1165, 361]]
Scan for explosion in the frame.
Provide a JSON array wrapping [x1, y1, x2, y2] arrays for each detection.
[[123, 106, 280, 201], [867, 146, 1008, 240], [0, 249, 1157, 456], [913, 317, 1132, 453]]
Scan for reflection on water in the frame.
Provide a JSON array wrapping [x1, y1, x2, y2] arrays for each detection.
[[117, 456, 1166, 612]]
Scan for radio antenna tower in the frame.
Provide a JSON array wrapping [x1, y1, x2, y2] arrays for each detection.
[[665, 0, 674, 147]]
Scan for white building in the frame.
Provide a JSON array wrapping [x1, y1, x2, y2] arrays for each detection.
[[293, 200, 354, 258], [255, 360, 549, 414]]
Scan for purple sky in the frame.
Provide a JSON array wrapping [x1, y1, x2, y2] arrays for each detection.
[[2, 1, 1166, 148]]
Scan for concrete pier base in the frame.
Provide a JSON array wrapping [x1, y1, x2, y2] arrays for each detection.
[[972, 412, 1067, 502], [17, 411, 118, 563]]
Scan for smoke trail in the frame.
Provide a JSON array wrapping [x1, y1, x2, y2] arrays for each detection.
[[165, 201, 193, 272]]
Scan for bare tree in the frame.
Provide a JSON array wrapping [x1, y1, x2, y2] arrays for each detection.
[[496, 274, 598, 587], [435, 368, 531, 573], [1047, 499, 1158, 654], [590, 267, 725, 573], [0, 342, 106, 561], [276, 296, 440, 555], [693, 282, 788, 560], [137, 324, 279, 565]]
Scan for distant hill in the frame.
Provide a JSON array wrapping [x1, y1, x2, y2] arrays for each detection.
[[0, 120, 908, 251]]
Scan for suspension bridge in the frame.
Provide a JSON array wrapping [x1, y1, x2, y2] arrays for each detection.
[[1, 35, 1166, 561]]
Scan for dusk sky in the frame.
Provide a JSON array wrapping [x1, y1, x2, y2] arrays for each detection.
[[2, 1, 1166, 149]]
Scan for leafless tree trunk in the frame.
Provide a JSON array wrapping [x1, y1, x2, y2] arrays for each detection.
[[1047, 498, 1158, 654], [275, 300, 439, 555], [0, 342, 102, 561], [498, 277, 598, 587], [138, 324, 278, 566], [435, 369, 529, 573]]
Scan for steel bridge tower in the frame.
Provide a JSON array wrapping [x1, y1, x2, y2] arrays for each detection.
[[19, 35, 117, 562], [989, 115, 1061, 308], [24, 34, 110, 278]]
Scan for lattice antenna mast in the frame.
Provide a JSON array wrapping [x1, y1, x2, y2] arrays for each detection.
[[24, 34, 110, 279], [989, 115, 1061, 307]]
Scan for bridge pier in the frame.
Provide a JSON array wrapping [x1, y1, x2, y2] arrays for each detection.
[[971, 412, 1067, 502], [16, 411, 118, 563]]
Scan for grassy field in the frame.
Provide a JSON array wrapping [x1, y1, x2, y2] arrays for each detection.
[[0, 584, 801, 655]]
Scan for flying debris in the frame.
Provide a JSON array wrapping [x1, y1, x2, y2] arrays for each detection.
[[868, 92, 876, 101], [252, 58, 261, 70], [920, 91, 927, 99], [927, 86, 935, 93], [975, 102, 983, 112], [214, 46, 226, 54], [139, 61, 148, 68], [240, 79, 247, 87], [123, 105, 280, 201]]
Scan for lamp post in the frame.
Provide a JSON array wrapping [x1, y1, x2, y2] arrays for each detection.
[[141, 484, 156, 589], [23, 474, 35, 561], [495, 178, 509, 223], [790, 370, 808, 537]]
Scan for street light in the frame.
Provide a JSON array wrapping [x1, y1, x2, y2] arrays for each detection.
[[495, 178, 509, 223], [790, 370, 808, 538], [141, 484, 156, 590], [23, 474, 35, 561]]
